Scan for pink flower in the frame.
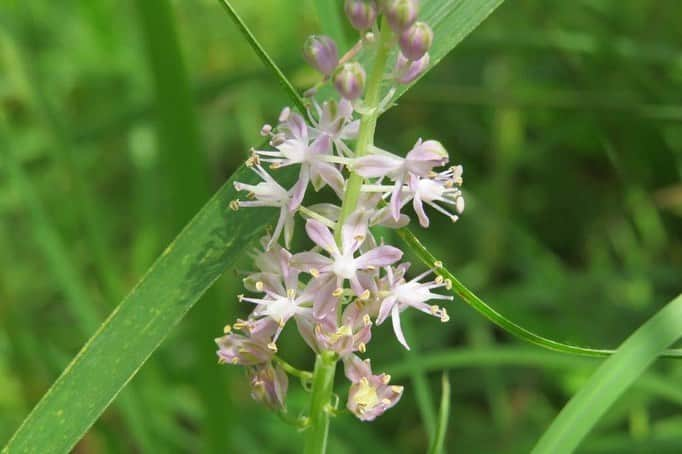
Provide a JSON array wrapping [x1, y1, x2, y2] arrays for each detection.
[[297, 300, 373, 357], [308, 99, 360, 157], [293, 213, 403, 301], [343, 354, 403, 421], [255, 110, 344, 206], [407, 165, 464, 228], [353, 139, 449, 220], [215, 317, 279, 366], [233, 164, 296, 250], [376, 264, 452, 349]]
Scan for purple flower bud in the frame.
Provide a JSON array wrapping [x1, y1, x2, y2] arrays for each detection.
[[303, 35, 339, 76], [394, 51, 430, 84], [382, 0, 419, 32], [248, 362, 288, 410], [333, 63, 366, 100], [344, 0, 378, 31], [399, 21, 433, 61]]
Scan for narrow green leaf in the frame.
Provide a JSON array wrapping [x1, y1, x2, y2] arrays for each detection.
[[532, 294, 682, 454], [218, 0, 306, 113], [396, 228, 682, 359], [2, 164, 295, 453], [428, 374, 451, 454]]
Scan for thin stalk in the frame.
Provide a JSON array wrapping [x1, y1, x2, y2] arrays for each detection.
[[304, 351, 338, 454], [335, 20, 393, 242]]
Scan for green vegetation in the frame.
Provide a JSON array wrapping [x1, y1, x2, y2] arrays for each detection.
[[1, 0, 681, 452]]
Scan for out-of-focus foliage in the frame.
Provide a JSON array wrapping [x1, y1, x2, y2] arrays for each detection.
[[1, 0, 681, 452]]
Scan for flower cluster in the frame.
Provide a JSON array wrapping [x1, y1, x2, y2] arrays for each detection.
[[217, 0, 464, 422]]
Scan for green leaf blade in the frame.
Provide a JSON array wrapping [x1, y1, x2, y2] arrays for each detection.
[[2, 166, 294, 453], [532, 294, 682, 454]]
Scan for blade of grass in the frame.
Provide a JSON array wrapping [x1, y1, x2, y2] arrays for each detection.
[[427, 374, 451, 454], [532, 294, 682, 454], [133, 0, 230, 450], [1, 160, 296, 453], [396, 228, 682, 359], [218, 0, 306, 113]]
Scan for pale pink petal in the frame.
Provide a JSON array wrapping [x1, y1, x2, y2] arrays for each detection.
[[291, 251, 332, 272], [354, 245, 403, 269], [341, 210, 370, 254], [413, 192, 430, 228], [288, 166, 310, 210], [390, 177, 404, 221], [391, 304, 410, 350], [376, 295, 397, 325], [305, 219, 338, 254], [353, 154, 404, 178], [343, 354, 372, 383], [308, 134, 332, 155], [313, 161, 345, 195]]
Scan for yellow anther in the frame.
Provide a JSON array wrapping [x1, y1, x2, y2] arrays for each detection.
[[435, 275, 444, 284], [223, 324, 232, 334], [229, 200, 240, 211], [354, 234, 365, 242], [231, 357, 239, 364], [287, 288, 296, 299], [434, 260, 443, 268], [267, 342, 278, 352], [359, 289, 371, 300], [270, 162, 281, 169], [362, 314, 372, 327], [430, 305, 441, 315], [310, 268, 320, 278], [255, 281, 264, 291], [332, 287, 344, 297], [237, 294, 244, 301], [382, 374, 391, 384], [358, 342, 366, 353], [278, 317, 286, 328], [445, 279, 452, 290], [391, 385, 403, 394], [440, 308, 450, 323]]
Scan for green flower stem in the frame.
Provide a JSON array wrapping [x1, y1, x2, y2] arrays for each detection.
[[335, 20, 393, 243], [304, 351, 338, 454]]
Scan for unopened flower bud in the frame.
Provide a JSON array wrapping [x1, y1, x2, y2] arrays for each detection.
[[383, 0, 419, 32], [248, 362, 288, 410], [303, 35, 339, 76], [333, 62, 366, 100], [344, 0, 378, 31], [394, 51, 429, 84], [399, 21, 433, 61]]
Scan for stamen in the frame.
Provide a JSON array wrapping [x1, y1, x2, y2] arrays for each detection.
[[223, 324, 232, 334], [332, 287, 344, 297], [255, 281, 264, 291], [359, 289, 371, 300], [434, 260, 443, 268], [267, 342, 278, 352], [358, 342, 366, 353], [310, 268, 320, 278], [229, 200, 240, 211]]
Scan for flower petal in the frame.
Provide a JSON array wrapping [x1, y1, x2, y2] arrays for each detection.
[[391, 304, 410, 350], [305, 218, 338, 254], [354, 245, 403, 269], [353, 153, 404, 178]]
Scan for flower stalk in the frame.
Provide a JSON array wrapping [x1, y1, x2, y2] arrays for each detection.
[[304, 351, 338, 454], [335, 20, 393, 244]]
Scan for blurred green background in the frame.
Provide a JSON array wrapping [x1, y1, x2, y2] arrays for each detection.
[[1, 0, 682, 452]]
